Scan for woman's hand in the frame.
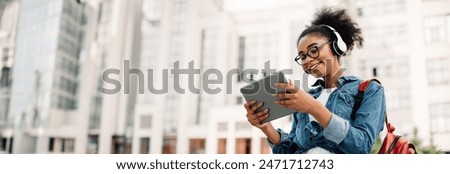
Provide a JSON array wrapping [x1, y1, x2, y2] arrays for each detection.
[[274, 79, 332, 128], [244, 101, 271, 129], [273, 79, 317, 114]]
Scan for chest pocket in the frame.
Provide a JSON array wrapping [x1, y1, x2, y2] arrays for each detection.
[[334, 92, 355, 120]]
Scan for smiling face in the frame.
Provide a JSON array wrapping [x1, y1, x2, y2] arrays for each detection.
[[297, 34, 340, 78]]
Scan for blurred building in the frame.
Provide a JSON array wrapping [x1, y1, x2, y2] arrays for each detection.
[[134, 0, 234, 154], [6, 0, 86, 153], [347, 0, 450, 152], [0, 0, 19, 154], [76, 0, 144, 154], [420, 0, 450, 152]]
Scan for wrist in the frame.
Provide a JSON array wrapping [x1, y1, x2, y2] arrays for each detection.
[[260, 122, 273, 132], [306, 99, 321, 114]]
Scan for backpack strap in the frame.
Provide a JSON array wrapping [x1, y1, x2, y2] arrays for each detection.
[[350, 79, 381, 120]]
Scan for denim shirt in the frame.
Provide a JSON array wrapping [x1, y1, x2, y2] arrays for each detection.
[[268, 76, 386, 154]]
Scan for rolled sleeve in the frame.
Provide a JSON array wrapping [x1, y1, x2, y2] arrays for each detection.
[[267, 113, 302, 154], [266, 128, 289, 149], [323, 114, 350, 144]]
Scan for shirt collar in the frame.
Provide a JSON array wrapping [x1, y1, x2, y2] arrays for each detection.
[[312, 76, 359, 88]]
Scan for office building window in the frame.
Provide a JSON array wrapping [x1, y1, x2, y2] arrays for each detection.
[[64, 139, 75, 153], [189, 138, 205, 154], [238, 37, 245, 82], [427, 58, 449, 85], [48, 137, 55, 152], [430, 103, 450, 133], [140, 137, 150, 154], [2, 48, 8, 63], [140, 115, 152, 129], [235, 138, 251, 154], [236, 96, 243, 105], [87, 135, 99, 154], [162, 136, 176, 154], [386, 87, 410, 111], [0, 138, 6, 152], [424, 16, 447, 43], [217, 138, 226, 154], [217, 122, 227, 132], [98, 0, 113, 24], [48, 137, 74, 153], [357, 7, 363, 17]]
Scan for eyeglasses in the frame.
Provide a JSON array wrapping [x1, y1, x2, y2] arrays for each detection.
[[294, 41, 330, 66]]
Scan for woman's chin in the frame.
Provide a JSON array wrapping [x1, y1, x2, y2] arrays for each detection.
[[310, 69, 325, 78]]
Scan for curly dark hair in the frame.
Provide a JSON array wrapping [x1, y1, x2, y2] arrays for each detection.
[[297, 7, 363, 56]]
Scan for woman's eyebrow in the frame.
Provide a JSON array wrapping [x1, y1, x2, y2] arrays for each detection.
[[306, 43, 318, 49], [299, 43, 319, 53]]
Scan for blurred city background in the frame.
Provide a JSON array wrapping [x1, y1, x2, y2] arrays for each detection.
[[0, 0, 449, 154]]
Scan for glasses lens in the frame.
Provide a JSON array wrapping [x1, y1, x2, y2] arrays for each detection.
[[295, 54, 305, 65], [308, 46, 319, 58]]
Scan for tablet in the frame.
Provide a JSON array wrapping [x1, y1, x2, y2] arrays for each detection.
[[240, 71, 296, 123]]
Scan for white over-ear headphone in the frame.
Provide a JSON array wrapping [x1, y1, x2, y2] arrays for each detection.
[[320, 25, 347, 56]]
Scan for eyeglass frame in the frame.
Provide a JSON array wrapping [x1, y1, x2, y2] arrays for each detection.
[[294, 40, 331, 66]]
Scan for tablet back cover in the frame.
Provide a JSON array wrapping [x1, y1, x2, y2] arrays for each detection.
[[240, 71, 296, 123]]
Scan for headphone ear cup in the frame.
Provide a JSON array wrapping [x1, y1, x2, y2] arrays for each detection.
[[334, 32, 347, 55], [320, 25, 347, 56], [332, 40, 344, 56], [331, 40, 340, 55]]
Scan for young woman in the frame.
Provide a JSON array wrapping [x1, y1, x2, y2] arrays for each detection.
[[244, 7, 386, 154]]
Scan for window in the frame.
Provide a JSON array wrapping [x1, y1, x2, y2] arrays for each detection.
[[139, 137, 150, 154], [64, 139, 75, 153], [1, 138, 7, 151], [430, 103, 450, 133], [424, 16, 447, 43], [372, 67, 378, 77], [162, 136, 176, 154], [427, 58, 449, 85], [238, 37, 245, 82], [0, 97, 9, 122], [236, 96, 243, 105], [2, 48, 8, 63], [87, 135, 99, 154], [235, 138, 251, 154], [217, 122, 227, 132], [48, 137, 55, 152], [386, 87, 410, 111], [217, 138, 226, 154], [357, 7, 363, 17], [98, 0, 112, 24], [189, 139, 205, 154], [140, 115, 152, 129]]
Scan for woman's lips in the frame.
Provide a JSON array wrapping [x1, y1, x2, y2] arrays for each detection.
[[307, 62, 320, 72]]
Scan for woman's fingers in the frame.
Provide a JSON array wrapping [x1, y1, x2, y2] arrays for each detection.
[[275, 82, 299, 93], [259, 113, 269, 120], [273, 93, 295, 99], [250, 102, 263, 112], [255, 109, 269, 118], [243, 100, 256, 110]]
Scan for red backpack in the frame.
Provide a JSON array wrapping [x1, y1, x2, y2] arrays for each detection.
[[350, 79, 417, 154]]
